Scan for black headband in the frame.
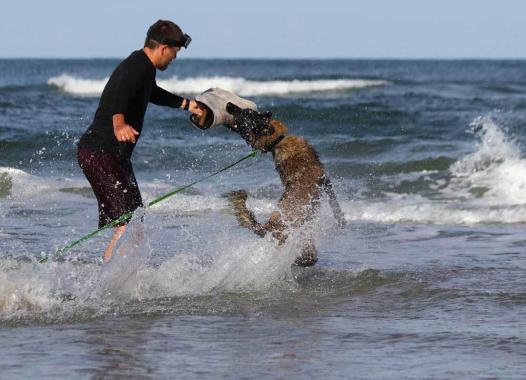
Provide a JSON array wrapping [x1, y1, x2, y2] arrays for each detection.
[[148, 33, 192, 48]]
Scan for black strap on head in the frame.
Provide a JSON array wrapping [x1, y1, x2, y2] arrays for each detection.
[[148, 33, 191, 48], [148, 34, 179, 46]]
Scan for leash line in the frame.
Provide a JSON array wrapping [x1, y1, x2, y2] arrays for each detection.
[[38, 150, 257, 263]]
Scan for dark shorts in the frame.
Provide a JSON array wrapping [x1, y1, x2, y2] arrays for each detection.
[[77, 148, 143, 228]]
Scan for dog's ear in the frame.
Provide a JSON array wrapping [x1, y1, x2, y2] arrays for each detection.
[[226, 102, 241, 115]]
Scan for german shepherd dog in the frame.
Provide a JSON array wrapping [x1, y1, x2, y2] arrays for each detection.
[[225, 103, 346, 267]]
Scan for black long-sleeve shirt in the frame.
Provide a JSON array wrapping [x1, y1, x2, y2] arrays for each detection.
[[78, 50, 184, 159]]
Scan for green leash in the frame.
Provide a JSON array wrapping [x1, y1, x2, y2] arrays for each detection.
[[39, 150, 257, 263]]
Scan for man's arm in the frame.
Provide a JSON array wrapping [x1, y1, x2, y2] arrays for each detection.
[[151, 84, 203, 116]]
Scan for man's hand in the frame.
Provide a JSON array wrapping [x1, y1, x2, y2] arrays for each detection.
[[188, 99, 204, 116], [113, 114, 139, 143]]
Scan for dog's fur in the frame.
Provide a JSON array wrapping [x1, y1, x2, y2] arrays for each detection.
[[225, 103, 345, 267]]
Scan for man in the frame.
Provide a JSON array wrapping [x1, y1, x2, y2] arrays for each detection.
[[77, 20, 202, 263]]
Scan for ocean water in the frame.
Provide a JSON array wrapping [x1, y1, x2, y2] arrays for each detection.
[[1, 58, 526, 379]]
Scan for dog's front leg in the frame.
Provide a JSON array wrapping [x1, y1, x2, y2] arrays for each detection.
[[228, 191, 288, 244], [227, 190, 267, 237]]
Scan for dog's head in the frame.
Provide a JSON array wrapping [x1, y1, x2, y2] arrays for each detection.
[[226, 102, 288, 151]]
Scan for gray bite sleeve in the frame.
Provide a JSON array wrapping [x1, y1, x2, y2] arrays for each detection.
[[190, 88, 257, 129]]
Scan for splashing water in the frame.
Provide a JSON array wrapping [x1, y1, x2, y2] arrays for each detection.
[[0, 203, 346, 323], [449, 116, 526, 205]]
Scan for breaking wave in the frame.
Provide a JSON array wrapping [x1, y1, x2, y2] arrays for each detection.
[[47, 74, 388, 97], [345, 116, 526, 224]]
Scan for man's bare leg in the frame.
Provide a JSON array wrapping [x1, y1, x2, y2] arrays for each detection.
[[102, 225, 126, 263]]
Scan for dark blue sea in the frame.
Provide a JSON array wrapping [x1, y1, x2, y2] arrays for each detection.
[[1, 58, 526, 379]]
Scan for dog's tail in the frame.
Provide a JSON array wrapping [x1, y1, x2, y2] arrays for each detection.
[[227, 190, 267, 237], [320, 176, 346, 228]]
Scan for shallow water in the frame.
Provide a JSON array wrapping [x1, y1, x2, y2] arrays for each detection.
[[1, 59, 526, 378]]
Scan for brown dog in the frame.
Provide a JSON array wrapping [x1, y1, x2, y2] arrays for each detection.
[[225, 103, 346, 267]]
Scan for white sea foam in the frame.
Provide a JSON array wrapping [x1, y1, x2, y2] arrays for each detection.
[[47, 74, 388, 97], [344, 196, 526, 225]]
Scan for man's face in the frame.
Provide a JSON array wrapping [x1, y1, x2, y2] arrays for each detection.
[[158, 45, 180, 71]]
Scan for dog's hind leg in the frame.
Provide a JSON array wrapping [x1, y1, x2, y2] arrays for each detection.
[[320, 176, 346, 227]]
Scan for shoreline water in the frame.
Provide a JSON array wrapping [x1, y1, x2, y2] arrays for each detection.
[[1, 59, 526, 378]]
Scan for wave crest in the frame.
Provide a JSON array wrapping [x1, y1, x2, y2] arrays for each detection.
[[448, 116, 526, 205], [47, 74, 388, 97]]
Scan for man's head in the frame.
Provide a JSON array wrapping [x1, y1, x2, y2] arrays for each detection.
[[226, 103, 288, 151], [144, 20, 191, 71]]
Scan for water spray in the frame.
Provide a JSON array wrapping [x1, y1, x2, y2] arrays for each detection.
[[38, 150, 257, 263]]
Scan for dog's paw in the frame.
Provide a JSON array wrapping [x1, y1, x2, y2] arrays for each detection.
[[293, 254, 318, 267]]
